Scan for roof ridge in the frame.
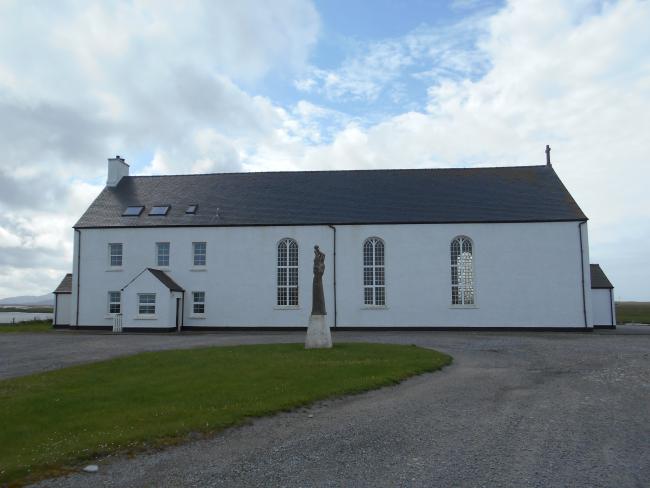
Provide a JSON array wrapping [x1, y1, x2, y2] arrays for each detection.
[[125, 164, 549, 179]]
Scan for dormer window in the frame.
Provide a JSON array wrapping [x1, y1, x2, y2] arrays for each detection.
[[186, 204, 198, 214], [122, 206, 144, 216], [149, 205, 170, 216]]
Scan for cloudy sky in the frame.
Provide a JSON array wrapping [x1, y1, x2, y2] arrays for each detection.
[[0, 0, 648, 300]]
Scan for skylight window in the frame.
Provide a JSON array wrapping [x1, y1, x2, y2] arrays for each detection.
[[149, 206, 170, 216], [122, 206, 144, 216], [186, 204, 198, 214]]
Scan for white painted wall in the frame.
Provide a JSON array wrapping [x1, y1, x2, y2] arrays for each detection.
[[71, 230, 80, 326], [580, 222, 594, 327], [71, 221, 592, 329], [120, 270, 182, 329], [54, 293, 71, 325], [336, 222, 590, 328], [73, 225, 333, 328], [591, 289, 615, 326]]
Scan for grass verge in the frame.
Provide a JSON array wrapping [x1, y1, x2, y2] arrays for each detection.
[[0, 320, 53, 333], [0, 342, 451, 485], [616, 302, 650, 324], [0, 307, 53, 314]]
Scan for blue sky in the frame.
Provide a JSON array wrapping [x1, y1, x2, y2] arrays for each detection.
[[0, 0, 648, 300], [249, 0, 503, 143]]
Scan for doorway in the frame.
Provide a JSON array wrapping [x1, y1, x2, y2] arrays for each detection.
[[175, 297, 182, 331]]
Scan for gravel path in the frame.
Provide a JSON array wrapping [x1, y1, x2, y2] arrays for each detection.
[[0, 331, 305, 380], [7, 326, 649, 487]]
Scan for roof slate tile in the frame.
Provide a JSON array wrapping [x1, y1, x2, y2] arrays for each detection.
[[590, 264, 614, 289], [74, 165, 587, 228]]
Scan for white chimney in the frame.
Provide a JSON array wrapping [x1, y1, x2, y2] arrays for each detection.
[[107, 155, 129, 187]]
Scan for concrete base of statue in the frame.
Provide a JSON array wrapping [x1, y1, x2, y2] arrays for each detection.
[[305, 314, 332, 349]]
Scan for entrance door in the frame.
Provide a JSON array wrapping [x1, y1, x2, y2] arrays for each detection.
[[175, 297, 182, 331]]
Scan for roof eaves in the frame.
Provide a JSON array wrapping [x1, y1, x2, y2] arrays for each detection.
[[73, 217, 589, 230]]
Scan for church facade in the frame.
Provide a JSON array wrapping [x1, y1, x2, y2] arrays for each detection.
[[61, 154, 600, 331]]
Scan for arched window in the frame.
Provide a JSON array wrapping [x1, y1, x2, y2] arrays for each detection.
[[451, 236, 474, 305], [363, 237, 385, 306], [277, 238, 298, 306]]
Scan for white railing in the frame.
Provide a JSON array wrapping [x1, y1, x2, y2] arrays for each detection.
[[112, 314, 123, 333]]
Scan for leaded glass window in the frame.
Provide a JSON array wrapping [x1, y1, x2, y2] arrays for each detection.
[[363, 237, 385, 306], [277, 238, 298, 306], [451, 236, 474, 305]]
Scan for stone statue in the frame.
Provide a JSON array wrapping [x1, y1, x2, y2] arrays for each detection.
[[305, 244, 332, 349], [311, 245, 326, 316]]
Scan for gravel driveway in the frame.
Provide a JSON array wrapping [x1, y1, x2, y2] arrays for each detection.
[[0, 331, 305, 380], [5, 326, 648, 487]]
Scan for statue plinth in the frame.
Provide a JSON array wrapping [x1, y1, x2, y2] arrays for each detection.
[[305, 314, 332, 349]]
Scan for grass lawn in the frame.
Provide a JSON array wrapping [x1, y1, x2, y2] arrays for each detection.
[[0, 320, 53, 333], [0, 342, 451, 485], [0, 307, 53, 313], [616, 301, 650, 324]]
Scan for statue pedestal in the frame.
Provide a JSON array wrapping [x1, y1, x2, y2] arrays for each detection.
[[305, 314, 332, 349]]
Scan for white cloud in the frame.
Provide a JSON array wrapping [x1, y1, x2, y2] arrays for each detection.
[[294, 78, 317, 92], [0, 0, 320, 298], [294, 14, 491, 103], [0, 226, 21, 248], [0, 177, 102, 298]]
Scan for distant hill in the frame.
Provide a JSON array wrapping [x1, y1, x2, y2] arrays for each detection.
[[0, 294, 54, 306]]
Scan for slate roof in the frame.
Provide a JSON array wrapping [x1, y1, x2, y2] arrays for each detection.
[[53, 273, 72, 294], [74, 165, 587, 228], [121, 268, 184, 292], [147, 268, 184, 292], [590, 264, 614, 289]]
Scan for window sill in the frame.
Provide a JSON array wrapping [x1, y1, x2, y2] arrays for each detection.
[[361, 305, 389, 310], [274, 306, 301, 310], [104, 314, 121, 319], [449, 304, 479, 309], [153, 266, 170, 271], [135, 315, 158, 320], [190, 314, 206, 319], [190, 267, 207, 272], [106, 267, 123, 272]]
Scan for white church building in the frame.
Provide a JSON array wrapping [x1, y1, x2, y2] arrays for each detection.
[[53, 151, 615, 332]]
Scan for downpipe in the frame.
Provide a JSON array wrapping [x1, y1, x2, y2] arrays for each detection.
[[578, 221, 588, 328], [609, 288, 615, 327], [327, 224, 337, 329]]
